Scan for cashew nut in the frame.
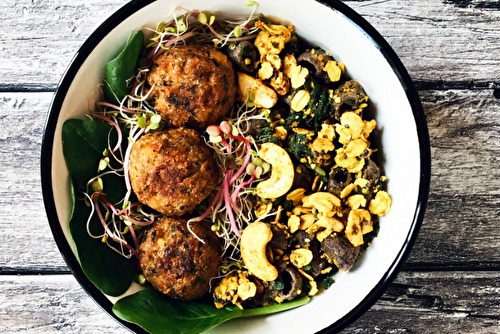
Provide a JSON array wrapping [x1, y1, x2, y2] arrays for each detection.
[[237, 72, 277, 108], [256, 143, 294, 199], [240, 222, 278, 282]]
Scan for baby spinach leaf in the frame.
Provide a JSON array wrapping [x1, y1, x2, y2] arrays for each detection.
[[105, 30, 144, 104], [69, 186, 136, 296], [113, 289, 310, 334], [63, 118, 135, 296], [113, 289, 243, 334], [62, 119, 113, 187]]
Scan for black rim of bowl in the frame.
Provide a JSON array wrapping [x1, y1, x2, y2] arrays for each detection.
[[40, 0, 431, 333]]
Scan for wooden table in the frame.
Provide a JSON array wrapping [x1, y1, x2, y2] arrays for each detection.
[[1, 0, 499, 332]]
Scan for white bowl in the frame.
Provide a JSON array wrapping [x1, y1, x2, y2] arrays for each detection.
[[41, 0, 431, 333]]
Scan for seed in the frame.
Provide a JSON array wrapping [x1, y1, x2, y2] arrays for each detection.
[[219, 120, 232, 135], [231, 125, 239, 136], [254, 165, 263, 178], [177, 18, 186, 32], [262, 162, 271, 174], [248, 90, 255, 102], [209, 135, 222, 143], [314, 166, 326, 176], [246, 163, 256, 176], [206, 125, 221, 136], [197, 12, 207, 25], [91, 178, 103, 192], [253, 157, 263, 166], [98, 157, 109, 172], [234, 26, 242, 38]]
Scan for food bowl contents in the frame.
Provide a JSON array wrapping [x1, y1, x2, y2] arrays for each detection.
[[129, 127, 218, 215], [139, 216, 221, 300], [147, 44, 237, 128], [61, 2, 393, 332]]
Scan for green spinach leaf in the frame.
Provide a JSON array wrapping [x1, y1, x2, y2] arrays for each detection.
[[105, 30, 144, 104], [62, 119, 113, 187], [69, 183, 136, 296], [113, 289, 242, 334], [113, 289, 310, 334], [314, 90, 331, 131], [289, 132, 312, 162], [63, 118, 136, 296]]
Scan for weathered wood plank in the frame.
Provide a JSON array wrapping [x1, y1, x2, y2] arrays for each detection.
[[0, 275, 124, 333], [346, 0, 500, 83], [1, 272, 499, 333], [0, 92, 68, 272], [1, 88, 500, 271], [345, 271, 500, 333], [0, 0, 499, 90], [0, 0, 127, 91], [407, 88, 500, 265]]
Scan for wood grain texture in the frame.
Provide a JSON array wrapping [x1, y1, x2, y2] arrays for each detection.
[[346, 0, 500, 83], [0, 275, 124, 333], [1, 272, 499, 333], [0, 92, 68, 272], [407, 89, 500, 267], [1, 0, 500, 333], [0, 0, 499, 90], [0, 0, 128, 91], [346, 271, 500, 333]]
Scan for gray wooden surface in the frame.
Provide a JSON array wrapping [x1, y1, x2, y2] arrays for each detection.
[[1, 0, 499, 333]]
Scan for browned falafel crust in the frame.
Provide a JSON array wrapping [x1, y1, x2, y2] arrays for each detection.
[[139, 216, 221, 300], [128, 127, 217, 216], [147, 44, 237, 129]]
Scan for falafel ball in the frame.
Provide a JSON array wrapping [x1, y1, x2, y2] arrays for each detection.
[[139, 216, 221, 300], [128, 127, 217, 216], [147, 44, 237, 128]]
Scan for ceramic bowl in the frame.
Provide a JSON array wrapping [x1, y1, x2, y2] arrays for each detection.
[[41, 0, 431, 333]]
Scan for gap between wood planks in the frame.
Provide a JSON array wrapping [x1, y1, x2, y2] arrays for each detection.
[[1, 80, 500, 94], [3, 262, 500, 276]]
